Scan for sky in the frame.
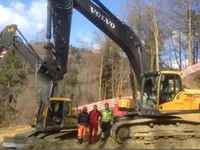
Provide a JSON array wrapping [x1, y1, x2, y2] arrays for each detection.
[[0, 0, 191, 69], [0, 0, 128, 47]]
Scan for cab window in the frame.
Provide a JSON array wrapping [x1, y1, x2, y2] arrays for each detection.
[[159, 74, 182, 104], [142, 77, 158, 109], [64, 102, 70, 115]]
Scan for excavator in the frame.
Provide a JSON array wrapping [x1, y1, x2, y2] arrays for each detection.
[[1, 0, 200, 145], [0, 24, 79, 136], [0, 25, 78, 137]]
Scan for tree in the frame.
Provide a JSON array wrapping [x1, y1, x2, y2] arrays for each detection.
[[96, 34, 130, 100], [166, 0, 200, 67], [0, 51, 26, 87], [126, 0, 165, 71], [151, 0, 160, 71], [188, 0, 193, 65], [191, 2, 200, 63], [0, 50, 26, 126]]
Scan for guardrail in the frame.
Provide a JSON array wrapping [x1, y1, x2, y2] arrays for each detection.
[[72, 96, 131, 113]]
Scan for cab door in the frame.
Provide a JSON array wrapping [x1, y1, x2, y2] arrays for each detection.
[[35, 101, 46, 130], [62, 101, 77, 129], [140, 75, 159, 115], [158, 74, 183, 112]]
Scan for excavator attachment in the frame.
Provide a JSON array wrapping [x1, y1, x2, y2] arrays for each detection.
[[0, 25, 17, 64]]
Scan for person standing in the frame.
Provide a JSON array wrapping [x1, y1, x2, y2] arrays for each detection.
[[77, 106, 90, 144], [100, 103, 113, 141], [89, 105, 102, 143]]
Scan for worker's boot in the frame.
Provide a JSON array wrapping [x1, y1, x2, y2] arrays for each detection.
[[80, 138, 83, 144], [101, 132, 105, 141], [93, 137, 97, 143], [77, 137, 82, 144]]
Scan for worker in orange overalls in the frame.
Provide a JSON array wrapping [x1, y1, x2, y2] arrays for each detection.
[[77, 106, 90, 144], [88, 105, 102, 144]]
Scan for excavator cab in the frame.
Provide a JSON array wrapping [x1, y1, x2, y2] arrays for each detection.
[[35, 97, 78, 132], [140, 71, 183, 115], [140, 71, 200, 115], [118, 70, 200, 116], [159, 72, 182, 106]]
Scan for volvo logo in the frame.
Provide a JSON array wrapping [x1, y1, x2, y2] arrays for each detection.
[[90, 6, 115, 29]]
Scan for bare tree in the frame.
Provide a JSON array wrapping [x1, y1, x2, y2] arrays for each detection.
[[188, 0, 193, 66], [99, 50, 104, 100], [151, 0, 160, 71]]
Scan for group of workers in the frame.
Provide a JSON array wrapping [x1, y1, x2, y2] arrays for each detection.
[[77, 103, 113, 144]]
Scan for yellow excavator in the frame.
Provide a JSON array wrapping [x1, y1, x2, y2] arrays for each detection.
[[0, 24, 78, 138], [40, 0, 200, 144], [115, 70, 200, 143]]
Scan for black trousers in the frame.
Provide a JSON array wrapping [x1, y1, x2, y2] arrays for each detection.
[[101, 121, 112, 139], [101, 121, 111, 132]]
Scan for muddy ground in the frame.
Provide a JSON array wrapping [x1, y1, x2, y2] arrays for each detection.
[[22, 138, 200, 149], [1, 124, 200, 149]]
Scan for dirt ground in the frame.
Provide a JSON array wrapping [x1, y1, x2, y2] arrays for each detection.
[[22, 134, 200, 149], [0, 125, 32, 143], [1, 125, 200, 149]]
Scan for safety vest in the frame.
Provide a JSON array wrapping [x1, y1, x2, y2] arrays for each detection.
[[101, 109, 113, 122]]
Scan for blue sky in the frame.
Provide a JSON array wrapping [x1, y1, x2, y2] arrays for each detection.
[[0, 0, 129, 47], [0, 0, 190, 69]]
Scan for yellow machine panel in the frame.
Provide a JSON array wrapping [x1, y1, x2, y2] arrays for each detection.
[[118, 98, 133, 110], [159, 90, 200, 112]]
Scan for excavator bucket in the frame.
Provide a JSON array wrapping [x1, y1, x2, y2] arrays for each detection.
[[0, 25, 17, 63]]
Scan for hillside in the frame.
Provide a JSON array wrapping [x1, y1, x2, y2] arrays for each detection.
[[0, 42, 131, 126]]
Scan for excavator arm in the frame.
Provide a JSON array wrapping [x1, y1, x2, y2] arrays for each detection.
[[0, 25, 42, 69], [0, 25, 61, 110], [48, 0, 150, 91]]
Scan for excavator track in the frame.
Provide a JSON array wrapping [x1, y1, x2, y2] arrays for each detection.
[[111, 116, 200, 144]]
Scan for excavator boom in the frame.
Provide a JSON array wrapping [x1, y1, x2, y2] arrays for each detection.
[[48, 0, 150, 90]]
